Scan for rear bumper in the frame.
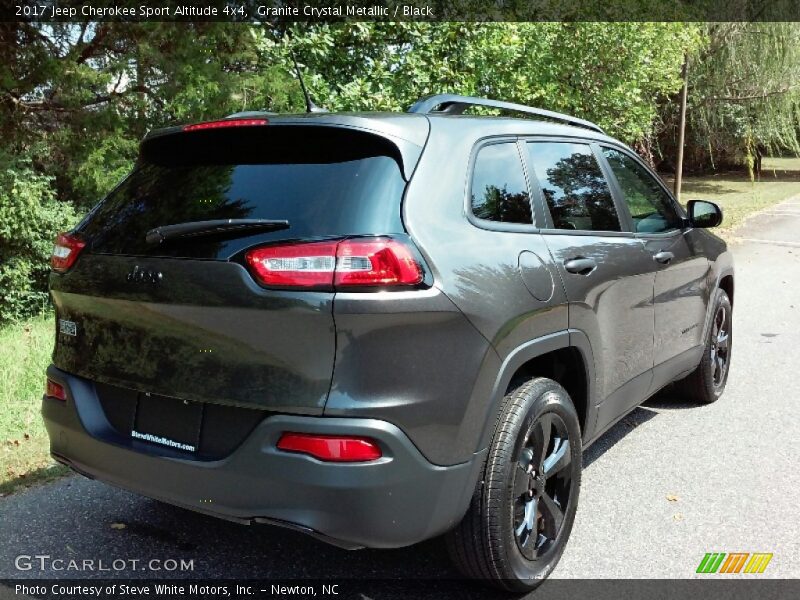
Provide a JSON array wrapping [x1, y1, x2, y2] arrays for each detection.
[[42, 366, 484, 549]]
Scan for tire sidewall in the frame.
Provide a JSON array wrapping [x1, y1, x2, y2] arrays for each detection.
[[701, 290, 733, 401], [489, 381, 582, 589]]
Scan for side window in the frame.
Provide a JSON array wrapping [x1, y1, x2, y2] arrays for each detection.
[[527, 142, 621, 232], [602, 148, 682, 234], [470, 143, 532, 225]]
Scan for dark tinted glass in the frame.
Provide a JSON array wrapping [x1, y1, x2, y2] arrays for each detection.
[[77, 127, 406, 259], [602, 148, 681, 234], [527, 142, 620, 232], [470, 143, 532, 225]]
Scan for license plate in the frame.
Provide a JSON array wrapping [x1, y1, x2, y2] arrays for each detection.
[[132, 393, 202, 452]]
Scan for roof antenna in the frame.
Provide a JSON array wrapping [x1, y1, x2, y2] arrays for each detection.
[[290, 52, 326, 113]]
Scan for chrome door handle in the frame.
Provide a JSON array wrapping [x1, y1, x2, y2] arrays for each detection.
[[564, 257, 597, 275], [653, 251, 674, 264]]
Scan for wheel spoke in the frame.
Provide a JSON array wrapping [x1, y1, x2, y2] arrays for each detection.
[[513, 463, 531, 499], [532, 414, 552, 470], [515, 497, 538, 543], [539, 491, 564, 539], [717, 330, 728, 349], [543, 438, 570, 478]]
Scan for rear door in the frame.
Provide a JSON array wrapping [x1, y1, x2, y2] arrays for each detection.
[[51, 124, 411, 414], [524, 140, 657, 428]]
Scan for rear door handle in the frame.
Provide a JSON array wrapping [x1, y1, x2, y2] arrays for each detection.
[[653, 251, 674, 264], [564, 257, 597, 275]]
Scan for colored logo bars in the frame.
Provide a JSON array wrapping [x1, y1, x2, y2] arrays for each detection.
[[696, 552, 773, 574]]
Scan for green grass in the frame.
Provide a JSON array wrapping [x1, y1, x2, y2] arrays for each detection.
[[0, 315, 69, 495], [662, 156, 800, 237]]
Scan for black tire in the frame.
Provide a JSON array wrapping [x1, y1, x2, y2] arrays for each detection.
[[445, 377, 582, 592], [676, 289, 732, 404]]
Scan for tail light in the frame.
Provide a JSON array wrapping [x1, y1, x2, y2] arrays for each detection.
[[50, 233, 86, 273], [245, 237, 425, 290], [46, 378, 66, 401], [183, 118, 268, 132], [277, 432, 382, 462]]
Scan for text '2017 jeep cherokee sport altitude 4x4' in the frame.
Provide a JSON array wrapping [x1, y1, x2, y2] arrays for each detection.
[[43, 94, 733, 590]]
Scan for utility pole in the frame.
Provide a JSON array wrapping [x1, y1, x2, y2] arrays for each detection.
[[674, 53, 689, 201]]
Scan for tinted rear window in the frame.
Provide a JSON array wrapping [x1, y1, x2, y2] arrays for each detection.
[[78, 126, 407, 259], [470, 142, 532, 225]]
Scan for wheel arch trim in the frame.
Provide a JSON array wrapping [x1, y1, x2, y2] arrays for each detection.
[[476, 330, 598, 453], [702, 266, 734, 341]]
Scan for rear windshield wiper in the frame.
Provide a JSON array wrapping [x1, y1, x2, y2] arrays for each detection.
[[146, 218, 290, 245]]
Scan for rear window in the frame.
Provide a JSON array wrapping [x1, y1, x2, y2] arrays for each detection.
[[78, 126, 407, 259]]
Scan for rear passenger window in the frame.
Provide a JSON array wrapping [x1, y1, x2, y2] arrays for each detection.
[[470, 143, 532, 225], [527, 142, 621, 232]]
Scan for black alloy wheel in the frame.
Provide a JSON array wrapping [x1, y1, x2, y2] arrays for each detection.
[[512, 411, 574, 560]]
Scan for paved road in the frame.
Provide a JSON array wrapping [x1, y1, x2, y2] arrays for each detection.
[[1, 200, 799, 592]]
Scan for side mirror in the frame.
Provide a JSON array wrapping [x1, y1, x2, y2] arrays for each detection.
[[687, 200, 723, 229]]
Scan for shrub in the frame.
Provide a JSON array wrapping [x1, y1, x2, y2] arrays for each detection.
[[0, 161, 77, 324]]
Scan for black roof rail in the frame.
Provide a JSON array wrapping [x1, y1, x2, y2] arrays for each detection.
[[408, 94, 604, 134]]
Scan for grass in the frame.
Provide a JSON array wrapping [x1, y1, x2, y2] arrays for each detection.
[[662, 156, 800, 237], [0, 315, 69, 495]]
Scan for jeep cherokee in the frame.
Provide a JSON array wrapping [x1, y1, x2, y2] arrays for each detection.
[[43, 94, 734, 590]]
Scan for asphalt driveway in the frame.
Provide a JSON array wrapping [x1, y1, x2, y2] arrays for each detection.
[[1, 200, 798, 591]]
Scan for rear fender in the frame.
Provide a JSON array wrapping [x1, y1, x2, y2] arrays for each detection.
[[474, 329, 597, 453]]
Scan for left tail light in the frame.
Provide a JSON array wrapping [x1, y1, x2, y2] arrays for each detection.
[[51, 233, 86, 273], [46, 378, 66, 401]]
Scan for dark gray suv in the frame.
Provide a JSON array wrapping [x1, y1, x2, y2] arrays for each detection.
[[43, 95, 734, 590]]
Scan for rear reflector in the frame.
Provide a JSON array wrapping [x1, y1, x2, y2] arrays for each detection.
[[276, 432, 382, 462], [46, 378, 66, 401], [245, 237, 424, 289], [183, 118, 268, 132], [51, 233, 86, 273]]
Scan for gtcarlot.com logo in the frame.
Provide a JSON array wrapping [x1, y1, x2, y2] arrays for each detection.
[[15, 555, 195, 572], [696, 552, 773, 574]]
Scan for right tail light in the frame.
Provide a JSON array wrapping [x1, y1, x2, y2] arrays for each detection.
[[245, 237, 426, 290]]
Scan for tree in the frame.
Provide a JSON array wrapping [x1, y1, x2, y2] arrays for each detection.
[[659, 23, 800, 174], [282, 22, 700, 146], [0, 22, 304, 207]]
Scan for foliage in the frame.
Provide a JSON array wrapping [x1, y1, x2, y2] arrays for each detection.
[[284, 23, 700, 144], [0, 22, 305, 207], [0, 21, 701, 202], [660, 23, 800, 173], [0, 160, 76, 324]]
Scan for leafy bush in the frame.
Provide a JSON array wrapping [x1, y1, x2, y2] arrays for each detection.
[[0, 160, 77, 324]]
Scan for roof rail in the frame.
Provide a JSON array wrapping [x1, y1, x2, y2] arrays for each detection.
[[407, 94, 604, 134]]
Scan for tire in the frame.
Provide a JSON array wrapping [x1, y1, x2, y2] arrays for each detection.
[[676, 288, 732, 404], [445, 377, 582, 591]]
